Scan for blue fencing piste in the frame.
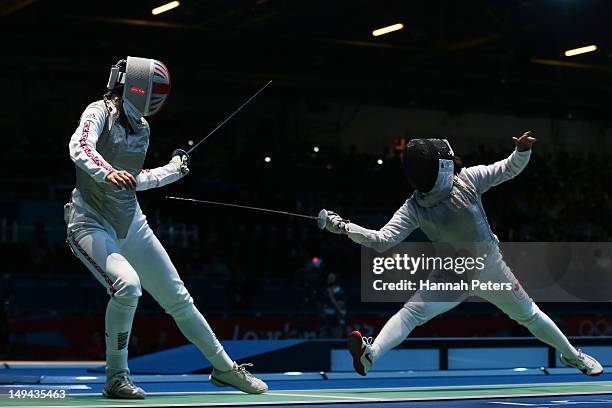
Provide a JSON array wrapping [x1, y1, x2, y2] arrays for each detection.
[[124, 340, 307, 374]]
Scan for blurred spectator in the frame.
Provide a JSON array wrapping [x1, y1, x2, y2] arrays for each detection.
[[320, 273, 347, 339]]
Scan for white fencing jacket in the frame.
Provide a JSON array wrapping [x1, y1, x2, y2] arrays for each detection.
[[68, 99, 183, 238], [346, 149, 531, 252]]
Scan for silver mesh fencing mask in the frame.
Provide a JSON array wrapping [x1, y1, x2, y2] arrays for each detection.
[[106, 56, 171, 116]]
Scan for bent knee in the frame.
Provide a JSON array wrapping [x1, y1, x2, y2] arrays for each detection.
[[114, 275, 142, 298]]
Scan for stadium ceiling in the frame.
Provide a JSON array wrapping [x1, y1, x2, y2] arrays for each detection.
[[3, 0, 612, 117]]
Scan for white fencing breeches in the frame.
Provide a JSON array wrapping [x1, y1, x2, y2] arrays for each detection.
[[66, 202, 233, 373], [372, 250, 578, 363]]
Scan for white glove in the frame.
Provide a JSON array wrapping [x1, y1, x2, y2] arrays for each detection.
[[169, 154, 190, 176], [325, 211, 350, 234]]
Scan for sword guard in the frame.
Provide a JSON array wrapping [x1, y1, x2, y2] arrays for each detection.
[[317, 209, 328, 230], [171, 148, 190, 166]]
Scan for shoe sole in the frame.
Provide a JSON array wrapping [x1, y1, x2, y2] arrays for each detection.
[[210, 375, 267, 394], [102, 391, 145, 400], [347, 331, 366, 376]]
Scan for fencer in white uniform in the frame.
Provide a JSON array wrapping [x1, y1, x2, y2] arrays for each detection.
[[324, 133, 603, 377], [64, 57, 267, 399]]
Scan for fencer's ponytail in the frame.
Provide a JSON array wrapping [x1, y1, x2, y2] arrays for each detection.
[[453, 156, 464, 174], [103, 84, 124, 110]]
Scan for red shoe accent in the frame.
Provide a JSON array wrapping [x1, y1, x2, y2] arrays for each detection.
[[347, 331, 366, 376]]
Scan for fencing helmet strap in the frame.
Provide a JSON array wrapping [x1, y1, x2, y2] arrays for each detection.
[[106, 56, 171, 117], [403, 139, 455, 192], [106, 59, 127, 91]]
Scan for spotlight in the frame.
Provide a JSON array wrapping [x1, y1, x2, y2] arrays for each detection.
[[565, 45, 597, 57], [313, 146, 320, 153], [377, 159, 384, 165], [372, 23, 404, 37], [152, 1, 180, 16], [187, 140, 194, 146], [264, 156, 271, 163]]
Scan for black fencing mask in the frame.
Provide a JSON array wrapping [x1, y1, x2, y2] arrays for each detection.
[[403, 139, 454, 192]]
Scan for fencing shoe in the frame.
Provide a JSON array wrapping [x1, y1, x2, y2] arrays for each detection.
[[348, 330, 374, 376], [210, 362, 268, 394], [103, 370, 145, 399], [560, 350, 604, 376]]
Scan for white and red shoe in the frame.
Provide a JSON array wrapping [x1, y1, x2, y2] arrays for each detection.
[[347, 330, 374, 376]]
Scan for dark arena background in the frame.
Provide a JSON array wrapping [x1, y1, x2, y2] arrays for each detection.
[[2, 0, 612, 406]]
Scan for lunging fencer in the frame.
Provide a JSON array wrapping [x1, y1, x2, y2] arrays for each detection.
[[323, 133, 604, 377], [64, 57, 267, 399]]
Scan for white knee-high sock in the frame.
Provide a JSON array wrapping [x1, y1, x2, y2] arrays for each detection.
[[524, 307, 579, 359], [173, 305, 233, 371], [105, 296, 138, 376]]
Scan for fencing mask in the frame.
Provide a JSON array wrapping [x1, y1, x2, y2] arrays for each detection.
[[106, 56, 171, 117], [403, 139, 455, 193]]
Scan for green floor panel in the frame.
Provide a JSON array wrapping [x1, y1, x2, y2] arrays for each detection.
[[1, 381, 611, 407], [0, 393, 313, 407]]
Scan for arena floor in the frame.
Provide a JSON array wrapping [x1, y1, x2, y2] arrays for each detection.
[[2, 363, 612, 408], [3, 384, 612, 407]]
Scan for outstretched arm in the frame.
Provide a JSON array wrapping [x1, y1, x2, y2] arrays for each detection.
[[136, 151, 190, 191], [462, 131, 537, 194], [325, 201, 418, 253]]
